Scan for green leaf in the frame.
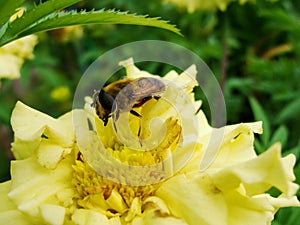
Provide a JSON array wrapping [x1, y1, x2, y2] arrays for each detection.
[[283, 142, 300, 161], [271, 220, 281, 225], [276, 98, 300, 123], [254, 138, 264, 154], [249, 96, 271, 147], [0, 0, 25, 27], [261, 9, 300, 32], [275, 207, 300, 225], [0, 0, 83, 46], [269, 125, 288, 148], [18, 9, 181, 39]]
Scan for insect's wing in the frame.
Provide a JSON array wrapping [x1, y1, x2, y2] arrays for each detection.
[[130, 77, 165, 99]]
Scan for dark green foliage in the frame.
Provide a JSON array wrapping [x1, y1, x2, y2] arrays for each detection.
[[0, 0, 180, 46]]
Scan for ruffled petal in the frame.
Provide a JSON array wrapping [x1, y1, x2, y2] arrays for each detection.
[[131, 196, 188, 225], [8, 156, 73, 217], [0, 34, 37, 80], [119, 58, 157, 79], [156, 174, 227, 225], [11, 137, 41, 161], [11, 101, 74, 146], [0, 210, 33, 225], [72, 209, 111, 225], [0, 181, 34, 224], [37, 139, 72, 169], [199, 122, 262, 171], [40, 204, 66, 225], [0, 53, 23, 79], [11, 102, 75, 160], [0, 181, 17, 211], [211, 143, 299, 197], [132, 211, 188, 225]]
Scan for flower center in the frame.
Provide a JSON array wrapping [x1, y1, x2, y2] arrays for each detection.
[[72, 116, 182, 215]]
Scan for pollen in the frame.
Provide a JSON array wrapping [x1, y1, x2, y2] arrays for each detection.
[[72, 158, 160, 215]]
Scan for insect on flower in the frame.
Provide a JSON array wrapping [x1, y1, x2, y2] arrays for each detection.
[[91, 77, 166, 131]]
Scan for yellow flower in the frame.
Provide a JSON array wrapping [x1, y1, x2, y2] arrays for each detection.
[[0, 58, 299, 225], [164, 0, 257, 12], [0, 8, 38, 85], [50, 86, 71, 102], [50, 25, 84, 43]]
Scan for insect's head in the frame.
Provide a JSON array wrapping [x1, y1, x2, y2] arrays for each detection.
[[92, 89, 115, 126]]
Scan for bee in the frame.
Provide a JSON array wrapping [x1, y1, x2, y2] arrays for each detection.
[[91, 77, 166, 127]]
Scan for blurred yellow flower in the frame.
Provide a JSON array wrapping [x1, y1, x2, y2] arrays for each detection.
[[50, 86, 71, 102], [50, 25, 84, 43], [164, 0, 256, 12], [0, 58, 299, 225], [0, 8, 38, 85]]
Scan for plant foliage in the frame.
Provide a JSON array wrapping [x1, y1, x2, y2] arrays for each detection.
[[0, 0, 180, 46]]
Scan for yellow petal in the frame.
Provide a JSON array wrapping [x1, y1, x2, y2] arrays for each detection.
[[106, 189, 128, 213], [0, 54, 22, 79], [156, 174, 227, 225], [0, 210, 33, 225], [135, 196, 189, 224], [37, 139, 72, 169], [167, 65, 198, 93], [132, 210, 188, 225], [72, 209, 110, 225], [0, 34, 37, 80], [200, 122, 262, 171], [0, 181, 16, 212], [40, 204, 66, 225], [11, 101, 74, 147], [125, 197, 142, 222], [109, 217, 122, 225], [119, 58, 156, 79], [223, 190, 299, 225], [1, 35, 38, 59], [8, 156, 73, 217], [224, 190, 275, 225], [143, 196, 170, 215], [211, 143, 299, 197], [0, 181, 33, 224], [11, 137, 41, 160], [265, 194, 300, 209]]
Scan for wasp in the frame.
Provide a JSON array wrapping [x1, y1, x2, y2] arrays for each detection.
[[91, 77, 165, 128]]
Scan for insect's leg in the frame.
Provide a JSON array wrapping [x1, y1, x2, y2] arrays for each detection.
[[130, 109, 142, 136], [138, 116, 143, 147], [130, 110, 142, 118], [153, 96, 161, 101], [130, 110, 142, 135], [130, 110, 143, 146], [137, 116, 142, 137]]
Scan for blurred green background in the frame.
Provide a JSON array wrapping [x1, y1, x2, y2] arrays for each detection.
[[0, 0, 299, 223]]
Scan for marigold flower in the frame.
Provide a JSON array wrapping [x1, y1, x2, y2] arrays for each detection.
[[0, 58, 299, 225], [164, 0, 265, 12], [0, 8, 38, 85], [50, 25, 84, 43], [50, 86, 71, 102]]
